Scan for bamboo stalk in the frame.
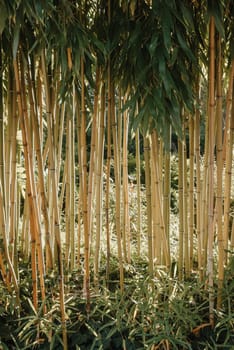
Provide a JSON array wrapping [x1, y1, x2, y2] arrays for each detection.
[[6, 68, 14, 264], [122, 94, 131, 263], [178, 133, 184, 280], [41, 51, 68, 349], [231, 220, 234, 250], [14, 57, 43, 310], [105, 79, 111, 284], [56, 104, 65, 188], [0, 181, 19, 305], [10, 97, 19, 276], [135, 127, 141, 256], [111, 83, 124, 291], [80, 57, 90, 307], [189, 116, 195, 273], [151, 136, 160, 264], [223, 61, 234, 262], [70, 86, 75, 271], [0, 250, 11, 291], [65, 111, 71, 270], [5, 72, 12, 244], [151, 131, 170, 268], [216, 35, 224, 310], [183, 128, 189, 278], [207, 16, 215, 327], [144, 136, 153, 276], [194, 81, 203, 280], [0, 46, 6, 213], [76, 95, 82, 271], [222, 63, 234, 163], [88, 67, 100, 254], [27, 57, 53, 270], [163, 127, 171, 264], [201, 111, 209, 276], [19, 55, 47, 309], [21, 191, 30, 259], [106, 0, 112, 285], [94, 82, 105, 285]]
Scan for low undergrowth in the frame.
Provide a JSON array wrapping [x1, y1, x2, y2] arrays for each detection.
[[0, 258, 234, 350]]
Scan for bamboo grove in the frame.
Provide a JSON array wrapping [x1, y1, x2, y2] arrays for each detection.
[[0, 0, 234, 347]]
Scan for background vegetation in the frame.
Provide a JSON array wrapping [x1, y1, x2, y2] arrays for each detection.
[[0, 0, 234, 349]]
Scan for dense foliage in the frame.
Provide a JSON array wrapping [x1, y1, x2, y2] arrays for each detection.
[[0, 256, 234, 349]]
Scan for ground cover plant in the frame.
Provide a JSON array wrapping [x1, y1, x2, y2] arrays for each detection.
[[0, 255, 234, 349], [0, 0, 234, 349]]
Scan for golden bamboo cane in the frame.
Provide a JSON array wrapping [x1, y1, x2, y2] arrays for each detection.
[[41, 51, 68, 349], [94, 82, 105, 286], [123, 94, 131, 263], [135, 127, 141, 256], [178, 131, 184, 280], [216, 35, 224, 309], [144, 136, 153, 276], [207, 16, 215, 327], [189, 116, 195, 273], [80, 57, 90, 307]]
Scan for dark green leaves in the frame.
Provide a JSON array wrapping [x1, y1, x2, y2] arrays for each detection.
[[12, 22, 20, 59], [1, 0, 229, 142], [0, 0, 7, 34], [208, 0, 225, 37], [116, 0, 197, 139]]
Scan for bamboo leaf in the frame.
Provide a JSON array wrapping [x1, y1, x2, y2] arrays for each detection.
[[162, 6, 172, 51], [149, 36, 158, 57], [180, 3, 194, 30], [176, 30, 194, 61], [208, 0, 224, 37], [0, 1, 7, 34], [158, 54, 166, 76], [12, 22, 20, 59], [213, 14, 225, 38]]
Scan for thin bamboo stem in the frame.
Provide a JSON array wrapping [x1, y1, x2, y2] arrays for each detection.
[[41, 51, 68, 349], [123, 94, 131, 263], [80, 57, 90, 307], [111, 84, 124, 291], [14, 57, 42, 310], [183, 131, 189, 278], [207, 17, 215, 327], [94, 83, 105, 285], [27, 57, 53, 270], [70, 87, 75, 271], [65, 111, 71, 270], [163, 127, 171, 264], [105, 81, 111, 284], [223, 61, 234, 262], [189, 116, 195, 273], [19, 55, 46, 310], [144, 136, 153, 276], [88, 68, 100, 253], [216, 35, 224, 310], [178, 135, 184, 280], [195, 83, 203, 280], [135, 128, 141, 256]]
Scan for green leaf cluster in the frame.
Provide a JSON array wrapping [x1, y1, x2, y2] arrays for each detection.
[[0, 0, 232, 139]]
